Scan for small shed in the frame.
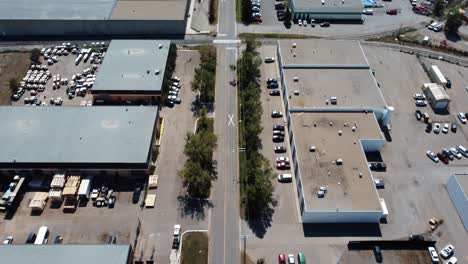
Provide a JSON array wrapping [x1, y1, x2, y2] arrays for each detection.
[[148, 175, 158, 189], [422, 83, 451, 110]]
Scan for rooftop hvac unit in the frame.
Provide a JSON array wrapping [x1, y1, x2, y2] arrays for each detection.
[[294, 77, 299, 82], [292, 42, 297, 48], [155, 69, 160, 75], [322, 0, 325, 4], [336, 158, 343, 165]]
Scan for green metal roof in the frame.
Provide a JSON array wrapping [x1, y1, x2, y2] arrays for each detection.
[[0, 106, 158, 169], [92, 40, 170, 93], [0, 245, 131, 264]]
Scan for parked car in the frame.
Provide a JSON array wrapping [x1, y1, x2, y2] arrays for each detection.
[[271, 111, 283, 118], [415, 100, 427, 106], [276, 156, 289, 162], [457, 145, 468, 157], [320, 22, 330, 27], [273, 124, 285, 131], [426, 123, 432, 133], [274, 145, 287, 153], [273, 135, 284, 142], [2, 236, 13, 244], [441, 123, 449, 133], [370, 162, 387, 171], [276, 161, 291, 169], [275, 2, 285, 9], [53, 235, 63, 244], [25, 233, 36, 244], [442, 149, 454, 160], [270, 90, 280, 96], [434, 123, 441, 134], [437, 152, 449, 164], [374, 179, 385, 188], [449, 148, 462, 159], [415, 110, 422, 120], [267, 78, 277, 84], [446, 79, 452, 88], [457, 112, 467, 124], [132, 184, 142, 204], [446, 257, 457, 264], [426, 151, 439, 163], [451, 123, 457, 133], [363, 9, 374, 15], [279, 254, 286, 263], [298, 19, 302, 26], [273, 130, 285, 136], [267, 82, 279, 88], [428, 247, 439, 262], [386, 9, 397, 15], [287, 254, 295, 264], [264, 57, 275, 63], [439, 244, 454, 259], [413, 93, 426, 100], [252, 6, 260, 12]]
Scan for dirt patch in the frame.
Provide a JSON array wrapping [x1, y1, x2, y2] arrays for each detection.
[[0, 52, 31, 105]]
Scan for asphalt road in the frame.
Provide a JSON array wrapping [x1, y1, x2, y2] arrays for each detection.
[[209, 0, 241, 262]]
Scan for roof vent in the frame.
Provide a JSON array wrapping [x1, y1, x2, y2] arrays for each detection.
[[352, 126, 356, 132], [158, 43, 163, 49], [155, 69, 160, 75], [329, 122, 333, 126], [292, 42, 297, 48], [294, 77, 299, 82], [322, 0, 325, 4], [338, 130, 342, 136]]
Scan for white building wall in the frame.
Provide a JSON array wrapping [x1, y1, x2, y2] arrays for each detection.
[[302, 210, 383, 223], [447, 175, 468, 231]]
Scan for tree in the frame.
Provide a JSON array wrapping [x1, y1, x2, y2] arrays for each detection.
[[433, 0, 444, 17], [445, 9, 463, 33], [242, 0, 253, 24], [30, 48, 41, 63], [9, 78, 19, 93], [245, 153, 276, 214], [191, 46, 216, 103]]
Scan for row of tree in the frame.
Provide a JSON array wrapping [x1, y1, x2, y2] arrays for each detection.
[[179, 108, 217, 198], [191, 45, 217, 103], [238, 39, 276, 216], [432, 1, 463, 34]]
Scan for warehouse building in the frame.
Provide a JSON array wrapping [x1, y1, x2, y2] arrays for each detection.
[[0, 106, 159, 176], [92, 40, 170, 104], [422, 83, 451, 110], [290, 0, 363, 21], [0, 245, 132, 264], [0, 0, 187, 37], [276, 40, 392, 223], [290, 112, 385, 223], [447, 174, 468, 231]]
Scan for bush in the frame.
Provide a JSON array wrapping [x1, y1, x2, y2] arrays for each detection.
[[30, 48, 41, 63], [445, 9, 463, 33], [9, 78, 19, 93]]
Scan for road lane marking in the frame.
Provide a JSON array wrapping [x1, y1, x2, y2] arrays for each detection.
[[228, 114, 235, 127], [213, 39, 241, 44]]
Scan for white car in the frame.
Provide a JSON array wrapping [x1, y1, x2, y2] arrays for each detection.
[[415, 100, 427, 107], [298, 19, 302, 26], [449, 148, 462, 159], [413, 93, 426, 100], [2, 236, 13, 244], [264, 57, 275, 63], [428, 247, 439, 262], [276, 156, 290, 162], [446, 257, 457, 264], [288, 254, 295, 264], [434, 123, 441, 134], [439, 244, 454, 259], [303, 20, 308, 27], [426, 151, 439, 163], [90, 189, 99, 200], [442, 123, 449, 133], [173, 224, 181, 236], [168, 95, 177, 100], [457, 112, 467, 124], [457, 145, 468, 157], [363, 9, 374, 15]]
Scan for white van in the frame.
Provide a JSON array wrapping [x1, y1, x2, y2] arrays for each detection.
[[34, 226, 49, 244], [278, 174, 292, 182]]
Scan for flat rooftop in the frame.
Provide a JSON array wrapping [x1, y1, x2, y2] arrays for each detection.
[[291, 0, 362, 12], [279, 39, 368, 66], [0, 0, 186, 20], [454, 174, 468, 194], [284, 68, 386, 110], [110, 0, 187, 20], [291, 112, 383, 212], [0, 245, 131, 264], [92, 40, 169, 93], [0, 106, 158, 169]]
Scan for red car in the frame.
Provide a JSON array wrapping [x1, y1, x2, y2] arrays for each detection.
[[386, 9, 397, 15], [276, 161, 291, 169], [278, 254, 286, 263], [437, 152, 449, 164]]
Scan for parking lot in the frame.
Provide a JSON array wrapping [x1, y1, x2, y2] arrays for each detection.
[[363, 45, 468, 257], [0, 48, 208, 263], [11, 43, 105, 107], [243, 43, 468, 263], [238, 0, 430, 37]]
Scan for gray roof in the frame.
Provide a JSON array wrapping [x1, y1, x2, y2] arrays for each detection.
[[0, 0, 115, 20], [0, 106, 158, 168], [0, 245, 131, 264], [92, 40, 170, 93], [291, 0, 362, 13]]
